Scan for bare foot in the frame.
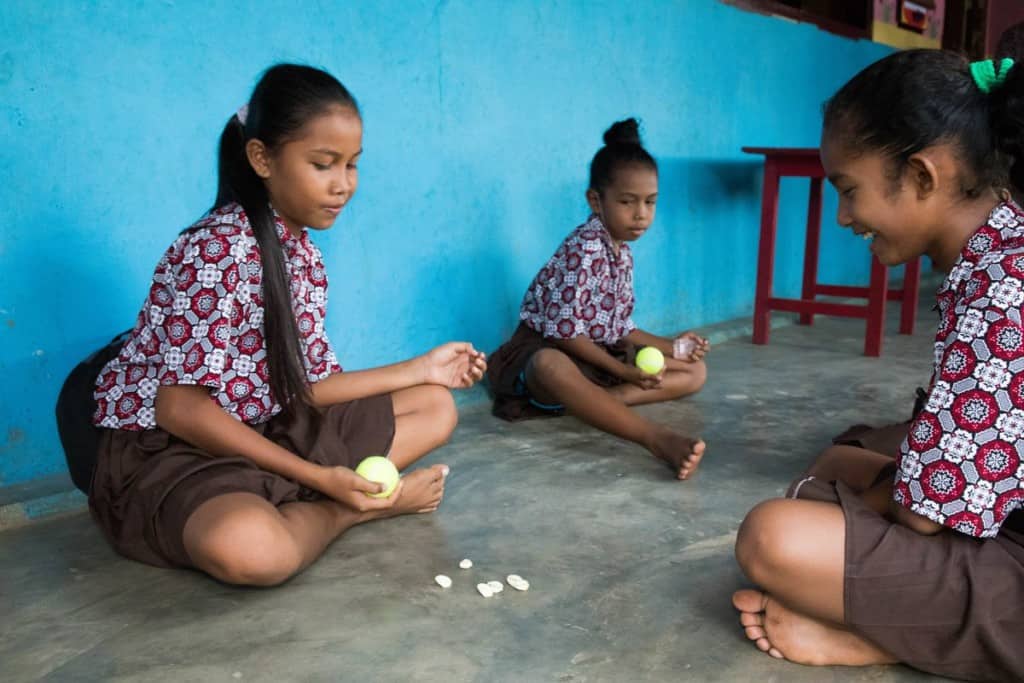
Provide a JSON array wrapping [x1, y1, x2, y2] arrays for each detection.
[[732, 589, 896, 666], [648, 429, 705, 480], [389, 465, 448, 515]]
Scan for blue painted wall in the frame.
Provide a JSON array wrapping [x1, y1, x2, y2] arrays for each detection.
[[0, 1, 892, 487]]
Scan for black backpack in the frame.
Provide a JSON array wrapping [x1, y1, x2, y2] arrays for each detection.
[[55, 330, 131, 494]]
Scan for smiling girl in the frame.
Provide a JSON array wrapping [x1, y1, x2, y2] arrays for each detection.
[[732, 50, 1024, 681]]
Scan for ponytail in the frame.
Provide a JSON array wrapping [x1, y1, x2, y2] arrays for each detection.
[[212, 64, 359, 419], [214, 113, 313, 419], [989, 62, 1024, 195]]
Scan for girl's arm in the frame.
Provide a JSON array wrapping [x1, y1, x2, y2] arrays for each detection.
[[624, 328, 710, 367], [310, 341, 486, 407], [624, 328, 672, 355], [859, 477, 943, 534], [550, 336, 661, 389], [154, 384, 400, 512], [888, 498, 945, 535]]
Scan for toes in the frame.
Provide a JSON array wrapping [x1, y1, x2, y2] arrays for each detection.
[[691, 440, 706, 457], [768, 647, 784, 659], [739, 611, 764, 628], [755, 636, 773, 653], [732, 589, 769, 613], [744, 625, 766, 640]]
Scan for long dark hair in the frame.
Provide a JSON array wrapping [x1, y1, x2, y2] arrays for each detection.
[[214, 64, 359, 418], [823, 49, 1024, 198], [589, 118, 658, 194]]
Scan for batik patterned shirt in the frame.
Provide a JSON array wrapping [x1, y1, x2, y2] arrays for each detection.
[[93, 203, 341, 430], [519, 214, 636, 344], [895, 201, 1024, 538]]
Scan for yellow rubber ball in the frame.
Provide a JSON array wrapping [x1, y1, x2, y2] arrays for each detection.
[[355, 456, 400, 498], [635, 346, 665, 375]]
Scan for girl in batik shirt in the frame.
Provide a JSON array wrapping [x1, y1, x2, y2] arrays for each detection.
[[487, 119, 708, 480], [732, 50, 1024, 681], [89, 64, 486, 584]]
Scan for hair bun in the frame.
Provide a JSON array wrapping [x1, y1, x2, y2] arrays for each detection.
[[603, 118, 642, 146]]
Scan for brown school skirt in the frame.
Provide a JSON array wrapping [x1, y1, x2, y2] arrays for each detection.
[[789, 467, 1024, 682], [486, 323, 636, 421], [89, 395, 395, 569]]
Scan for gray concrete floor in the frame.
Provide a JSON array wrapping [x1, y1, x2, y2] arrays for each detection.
[[1, 300, 952, 682]]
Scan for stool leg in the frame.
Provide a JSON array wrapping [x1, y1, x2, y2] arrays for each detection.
[[899, 256, 921, 335], [799, 177, 823, 325], [865, 256, 888, 357], [753, 159, 780, 345]]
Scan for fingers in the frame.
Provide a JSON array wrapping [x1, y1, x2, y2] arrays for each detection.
[[351, 472, 386, 495], [442, 341, 484, 357], [364, 479, 405, 510], [457, 351, 487, 388]]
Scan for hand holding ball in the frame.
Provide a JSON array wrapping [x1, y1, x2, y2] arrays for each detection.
[[635, 347, 665, 375], [355, 456, 400, 498]]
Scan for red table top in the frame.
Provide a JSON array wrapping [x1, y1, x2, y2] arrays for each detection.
[[741, 147, 820, 157]]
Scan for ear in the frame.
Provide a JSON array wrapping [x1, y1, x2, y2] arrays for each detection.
[[245, 139, 272, 179], [585, 188, 602, 214], [905, 152, 939, 199]]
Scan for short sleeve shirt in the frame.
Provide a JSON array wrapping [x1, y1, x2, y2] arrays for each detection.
[[895, 201, 1024, 538], [93, 203, 342, 430], [519, 214, 636, 345]]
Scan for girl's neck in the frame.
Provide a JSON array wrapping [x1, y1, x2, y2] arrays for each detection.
[[593, 213, 622, 256], [928, 194, 1002, 271]]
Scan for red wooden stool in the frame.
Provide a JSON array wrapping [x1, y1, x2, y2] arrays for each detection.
[[743, 147, 922, 357]]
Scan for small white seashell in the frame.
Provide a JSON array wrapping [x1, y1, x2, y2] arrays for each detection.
[[476, 582, 494, 598], [434, 574, 452, 588], [459, 558, 473, 569], [487, 580, 504, 593], [506, 574, 530, 591]]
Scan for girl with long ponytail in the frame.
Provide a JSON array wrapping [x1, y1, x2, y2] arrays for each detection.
[[88, 64, 486, 585]]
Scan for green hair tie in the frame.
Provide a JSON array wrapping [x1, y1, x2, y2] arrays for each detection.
[[970, 57, 1015, 94]]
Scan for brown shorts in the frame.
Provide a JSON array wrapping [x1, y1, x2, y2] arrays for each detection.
[[789, 470, 1024, 682], [486, 323, 635, 421], [88, 395, 395, 569]]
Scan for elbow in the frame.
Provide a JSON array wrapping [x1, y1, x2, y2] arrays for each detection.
[[154, 384, 203, 434], [890, 500, 944, 535], [154, 388, 181, 432]]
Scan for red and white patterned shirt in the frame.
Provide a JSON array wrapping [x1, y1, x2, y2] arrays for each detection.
[[519, 214, 636, 345], [895, 201, 1024, 538], [93, 203, 342, 431]]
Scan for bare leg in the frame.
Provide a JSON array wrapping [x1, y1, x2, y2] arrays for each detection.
[[732, 498, 897, 666], [525, 348, 704, 479], [183, 466, 448, 587], [608, 361, 707, 406], [182, 385, 458, 587], [388, 384, 458, 470]]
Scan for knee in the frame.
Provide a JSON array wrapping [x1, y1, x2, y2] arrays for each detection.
[[428, 385, 458, 444], [678, 359, 707, 396], [734, 499, 802, 588], [662, 359, 707, 399], [527, 347, 571, 379], [192, 511, 303, 587]]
